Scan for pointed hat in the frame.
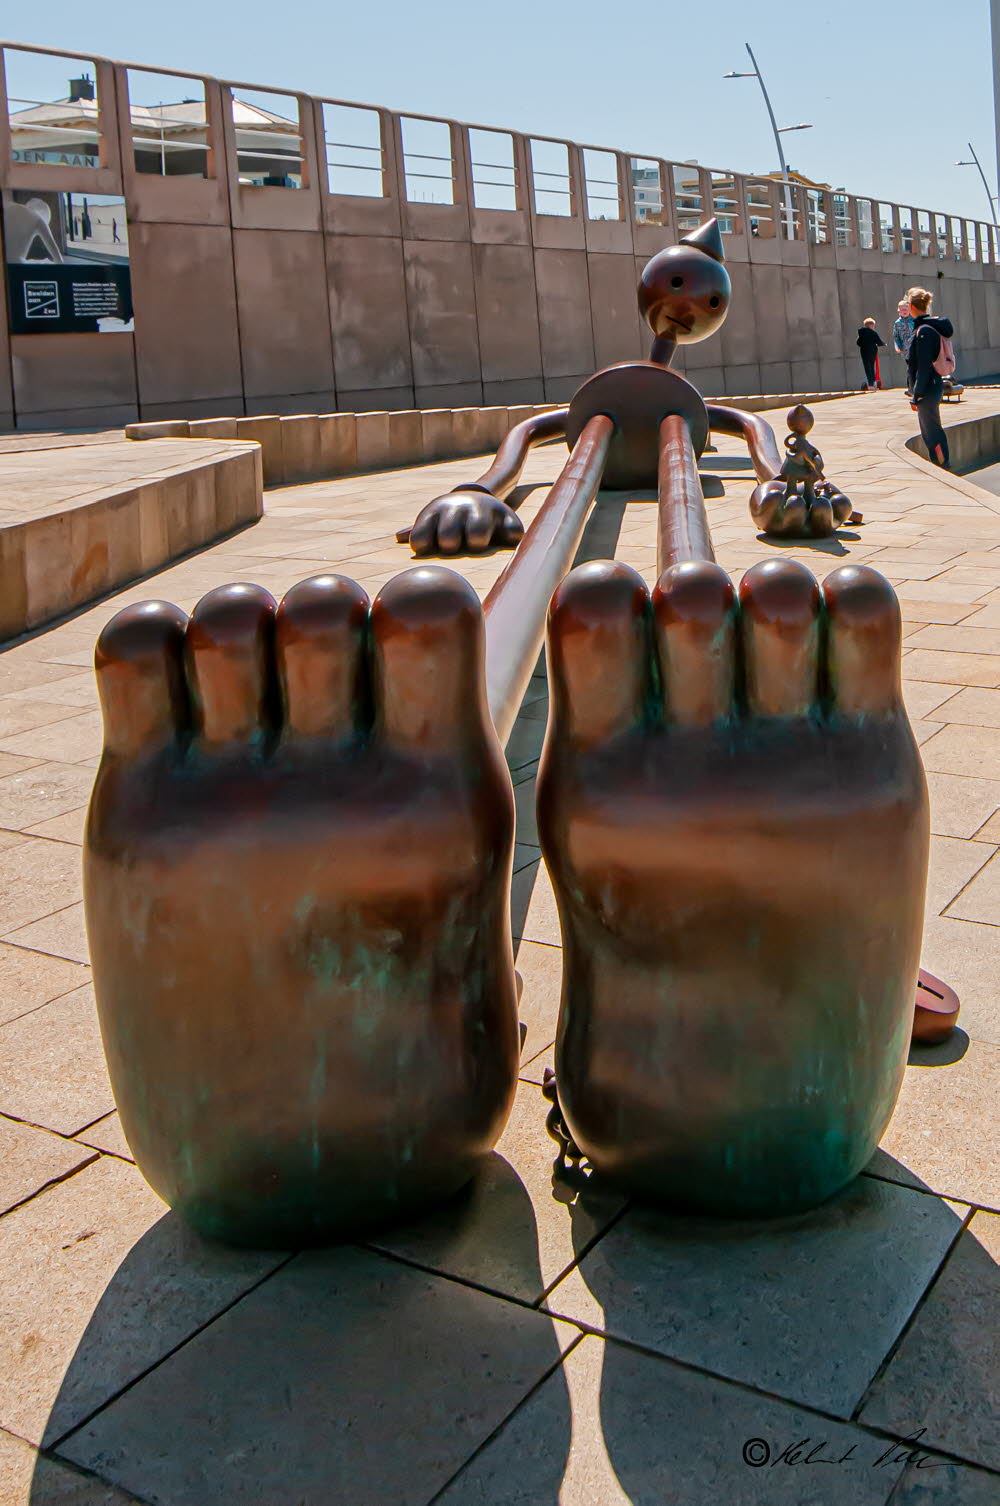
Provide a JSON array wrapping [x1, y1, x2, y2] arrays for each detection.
[[680, 217, 726, 264]]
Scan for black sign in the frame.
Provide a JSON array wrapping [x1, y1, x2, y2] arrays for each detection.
[[6, 262, 133, 334]]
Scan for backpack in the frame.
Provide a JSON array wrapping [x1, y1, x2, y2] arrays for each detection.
[[933, 333, 956, 378]]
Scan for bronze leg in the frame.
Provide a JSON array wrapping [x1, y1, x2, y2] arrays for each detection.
[[537, 418, 929, 1216], [84, 416, 612, 1246], [84, 571, 521, 1246]]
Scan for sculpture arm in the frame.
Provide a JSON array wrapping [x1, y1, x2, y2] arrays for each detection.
[[475, 409, 569, 502], [397, 408, 569, 555], [706, 403, 782, 482]]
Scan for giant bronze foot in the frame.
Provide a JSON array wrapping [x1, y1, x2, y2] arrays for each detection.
[[537, 556, 929, 1216], [84, 568, 519, 1246]]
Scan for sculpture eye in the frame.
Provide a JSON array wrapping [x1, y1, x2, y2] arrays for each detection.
[[709, 295, 721, 308], [671, 276, 683, 288]]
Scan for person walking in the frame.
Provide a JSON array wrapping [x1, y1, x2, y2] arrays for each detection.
[[907, 287, 953, 469], [892, 298, 916, 392], [857, 318, 884, 391]]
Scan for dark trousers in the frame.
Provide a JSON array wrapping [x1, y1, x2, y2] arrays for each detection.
[[861, 353, 877, 386], [916, 396, 950, 468]]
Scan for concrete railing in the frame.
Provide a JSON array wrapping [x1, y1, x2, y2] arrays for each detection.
[[126, 404, 563, 487], [4, 38, 999, 433], [125, 394, 857, 488]]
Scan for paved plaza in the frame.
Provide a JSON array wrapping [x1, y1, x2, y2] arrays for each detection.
[[0, 392, 998, 1503]]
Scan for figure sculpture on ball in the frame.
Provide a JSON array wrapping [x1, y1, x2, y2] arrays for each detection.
[[397, 218, 854, 550], [750, 403, 855, 537]]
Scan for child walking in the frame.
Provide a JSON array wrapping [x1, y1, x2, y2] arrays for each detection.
[[856, 318, 885, 391]]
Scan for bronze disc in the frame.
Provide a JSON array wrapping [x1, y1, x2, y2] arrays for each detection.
[[566, 362, 710, 489]]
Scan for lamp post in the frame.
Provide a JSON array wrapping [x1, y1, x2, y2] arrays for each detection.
[[955, 142, 998, 224], [724, 42, 811, 238]]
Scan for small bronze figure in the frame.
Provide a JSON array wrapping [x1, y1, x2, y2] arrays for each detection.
[[750, 404, 856, 537]]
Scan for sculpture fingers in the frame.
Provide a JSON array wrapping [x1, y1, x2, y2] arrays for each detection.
[[435, 500, 473, 555], [750, 479, 807, 537], [407, 497, 449, 556], [463, 499, 500, 552], [499, 508, 525, 548], [94, 601, 189, 759]]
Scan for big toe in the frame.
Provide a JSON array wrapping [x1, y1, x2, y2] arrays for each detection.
[[185, 583, 277, 750], [546, 560, 651, 748], [653, 560, 736, 726], [372, 566, 490, 753], [95, 600, 189, 757], [824, 565, 902, 715], [276, 575, 370, 739], [740, 558, 821, 718]]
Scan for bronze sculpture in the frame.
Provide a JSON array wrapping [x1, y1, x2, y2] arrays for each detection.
[[84, 222, 939, 1240], [913, 968, 961, 1043], [536, 415, 929, 1216], [84, 570, 521, 1246], [749, 403, 856, 538], [397, 219, 854, 548], [83, 408, 615, 1247]]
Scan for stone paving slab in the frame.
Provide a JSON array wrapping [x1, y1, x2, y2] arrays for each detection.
[[542, 1180, 963, 1418], [0, 391, 998, 1500], [871, 1040, 1000, 1211], [59, 1248, 578, 1506], [0, 1117, 95, 1217], [0, 988, 111, 1135], [860, 1211, 999, 1472], [368, 1080, 626, 1305], [435, 1335, 912, 1506], [0, 1156, 287, 1448], [0, 1426, 141, 1505]]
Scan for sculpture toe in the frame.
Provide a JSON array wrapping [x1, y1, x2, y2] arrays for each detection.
[[94, 599, 189, 758], [371, 565, 491, 753], [546, 560, 651, 748], [275, 574, 370, 739], [739, 559, 822, 717], [653, 560, 737, 726], [823, 565, 902, 716], [185, 583, 277, 751]]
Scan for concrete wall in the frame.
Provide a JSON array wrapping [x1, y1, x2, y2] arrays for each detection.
[[908, 403, 1000, 471], [3, 41, 1000, 432]]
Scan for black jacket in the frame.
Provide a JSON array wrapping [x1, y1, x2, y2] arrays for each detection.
[[908, 315, 954, 401], [856, 326, 885, 358]]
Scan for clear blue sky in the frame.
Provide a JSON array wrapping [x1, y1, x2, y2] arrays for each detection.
[[4, 0, 997, 220]]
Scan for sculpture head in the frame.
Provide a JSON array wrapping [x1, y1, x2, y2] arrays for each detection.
[[787, 403, 814, 435], [638, 219, 731, 345]]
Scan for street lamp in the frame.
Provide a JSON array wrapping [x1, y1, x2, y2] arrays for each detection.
[[724, 42, 812, 237], [955, 142, 998, 224]]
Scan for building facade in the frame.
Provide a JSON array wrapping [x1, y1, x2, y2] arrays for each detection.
[[2, 39, 1000, 431]]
